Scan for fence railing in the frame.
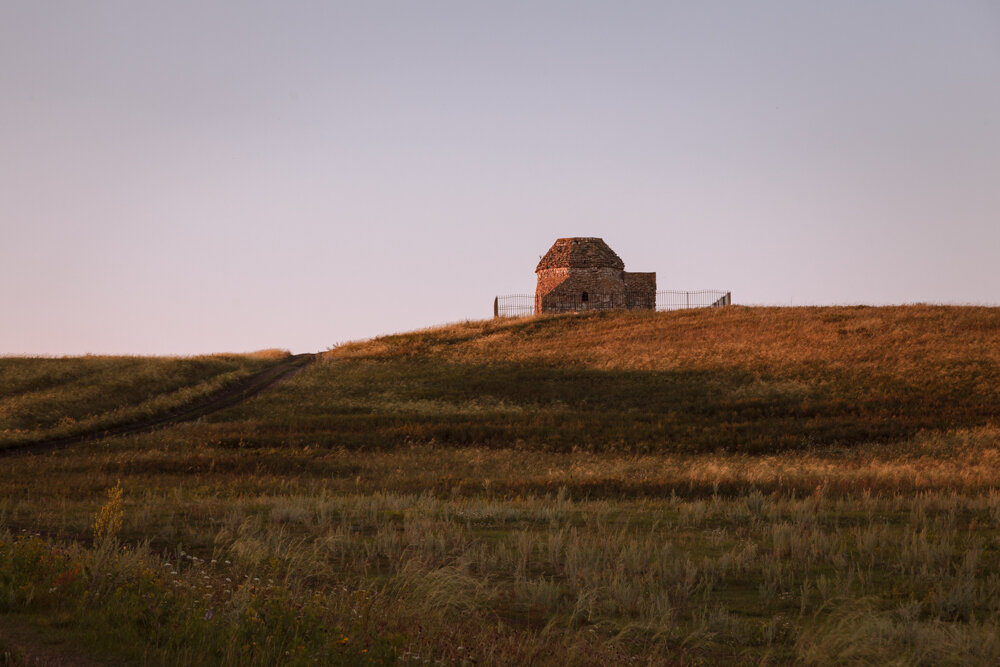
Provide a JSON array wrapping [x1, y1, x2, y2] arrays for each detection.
[[493, 290, 732, 318], [494, 294, 536, 318], [657, 290, 732, 311]]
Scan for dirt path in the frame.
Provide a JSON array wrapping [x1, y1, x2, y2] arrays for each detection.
[[0, 353, 317, 458], [0, 354, 317, 662]]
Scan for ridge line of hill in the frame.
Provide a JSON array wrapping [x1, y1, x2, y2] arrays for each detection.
[[0, 353, 317, 457]]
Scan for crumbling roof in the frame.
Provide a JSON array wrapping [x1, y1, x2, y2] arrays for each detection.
[[536, 238, 625, 272]]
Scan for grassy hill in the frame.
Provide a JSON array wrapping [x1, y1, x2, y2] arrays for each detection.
[[0, 350, 289, 448], [0, 306, 999, 665], [212, 305, 1000, 452]]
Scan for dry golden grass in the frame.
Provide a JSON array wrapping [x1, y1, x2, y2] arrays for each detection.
[[1, 306, 999, 664], [217, 305, 1000, 454], [4, 425, 1000, 664], [242, 348, 292, 360], [333, 305, 1000, 372]]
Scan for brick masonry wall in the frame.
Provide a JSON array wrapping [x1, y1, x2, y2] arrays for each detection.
[[536, 267, 629, 313], [536, 238, 624, 272], [623, 272, 657, 310], [533, 238, 657, 314]]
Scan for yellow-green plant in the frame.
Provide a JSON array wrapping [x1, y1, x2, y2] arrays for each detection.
[[94, 480, 124, 542]]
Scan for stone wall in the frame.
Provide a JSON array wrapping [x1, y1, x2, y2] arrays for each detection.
[[534, 237, 657, 314], [624, 272, 657, 310], [536, 267, 629, 313], [536, 238, 624, 272]]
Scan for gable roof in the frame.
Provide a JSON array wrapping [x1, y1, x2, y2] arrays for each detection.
[[536, 238, 625, 272]]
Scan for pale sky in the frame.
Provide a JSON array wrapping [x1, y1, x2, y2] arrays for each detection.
[[2, 1, 998, 355]]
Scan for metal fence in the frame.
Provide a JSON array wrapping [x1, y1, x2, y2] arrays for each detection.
[[494, 294, 536, 318], [657, 290, 732, 311], [493, 290, 732, 318]]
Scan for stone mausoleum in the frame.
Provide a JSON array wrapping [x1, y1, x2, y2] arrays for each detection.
[[535, 238, 656, 314]]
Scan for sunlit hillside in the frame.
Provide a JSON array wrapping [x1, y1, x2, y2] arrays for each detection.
[[1, 306, 999, 665], [212, 305, 1000, 453]]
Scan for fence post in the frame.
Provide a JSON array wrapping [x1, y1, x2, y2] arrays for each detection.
[[493, 296, 499, 318]]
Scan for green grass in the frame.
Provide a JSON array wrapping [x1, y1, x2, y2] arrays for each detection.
[[1, 306, 1000, 664], [0, 351, 288, 448]]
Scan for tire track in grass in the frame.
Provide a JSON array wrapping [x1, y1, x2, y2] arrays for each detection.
[[0, 353, 317, 457]]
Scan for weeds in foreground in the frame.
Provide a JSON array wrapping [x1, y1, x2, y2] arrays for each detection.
[[2, 307, 999, 663], [4, 471, 1000, 664], [0, 533, 391, 665], [93, 480, 123, 542]]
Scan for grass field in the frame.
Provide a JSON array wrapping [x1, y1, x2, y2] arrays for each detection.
[[0, 306, 999, 664], [0, 350, 289, 449]]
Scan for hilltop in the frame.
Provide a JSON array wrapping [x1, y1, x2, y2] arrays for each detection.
[[211, 304, 1000, 453]]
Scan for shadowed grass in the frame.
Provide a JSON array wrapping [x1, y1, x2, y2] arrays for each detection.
[[211, 306, 1000, 453], [2, 306, 1000, 664], [0, 352, 289, 448]]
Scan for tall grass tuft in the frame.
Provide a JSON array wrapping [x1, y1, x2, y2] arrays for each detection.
[[93, 480, 124, 542]]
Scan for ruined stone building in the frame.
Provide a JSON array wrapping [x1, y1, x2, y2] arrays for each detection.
[[535, 238, 656, 314]]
